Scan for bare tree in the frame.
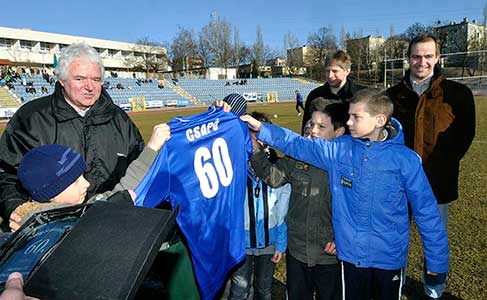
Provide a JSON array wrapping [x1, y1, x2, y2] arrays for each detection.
[[253, 25, 265, 66], [306, 26, 337, 79], [232, 27, 251, 73], [339, 26, 348, 49], [200, 16, 233, 71], [401, 22, 433, 40], [197, 26, 213, 68], [171, 27, 197, 72], [284, 31, 300, 68], [129, 37, 167, 74]]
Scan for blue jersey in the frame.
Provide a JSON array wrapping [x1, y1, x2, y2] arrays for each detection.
[[135, 107, 252, 300]]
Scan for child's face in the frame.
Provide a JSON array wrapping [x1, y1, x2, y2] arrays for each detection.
[[51, 175, 90, 205], [310, 111, 342, 140], [347, 103, 382, 141]]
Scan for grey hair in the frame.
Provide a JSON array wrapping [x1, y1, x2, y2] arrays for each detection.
[[54, 43, 104, 81]]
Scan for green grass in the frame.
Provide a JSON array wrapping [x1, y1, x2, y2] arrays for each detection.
[[1, 100, 486, 300]]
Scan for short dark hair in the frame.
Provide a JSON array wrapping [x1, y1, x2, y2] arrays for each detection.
[[325, 50, 352, 71], [407, 34, 440, 57], [250, 111, 271, 124], [349, 88, 394, 120], [309, 98, 349, 130]]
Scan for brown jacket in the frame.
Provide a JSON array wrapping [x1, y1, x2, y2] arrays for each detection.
[[387, 69, 476, 204]]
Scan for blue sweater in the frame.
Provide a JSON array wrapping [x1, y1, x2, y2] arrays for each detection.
[[245, 171, 290, 253]]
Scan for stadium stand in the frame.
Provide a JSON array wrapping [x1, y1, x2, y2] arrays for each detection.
[[10, 75, 192, 110], [8, 75, 321, 111], [0, 87, 21, 108], [177, 78, 320, 104]]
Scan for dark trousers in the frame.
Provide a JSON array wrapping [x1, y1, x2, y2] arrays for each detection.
[[295, 102, 305, 113], [342, 261, 403, 300], [286, 253, 341, 300], [229, 254, 275, 300]]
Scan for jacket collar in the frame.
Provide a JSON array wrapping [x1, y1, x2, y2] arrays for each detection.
[[402, 64, 442, 91], [52, 82, 115, 125]]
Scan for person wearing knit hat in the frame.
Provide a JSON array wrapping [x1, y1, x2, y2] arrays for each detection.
[[222, 93, 247, 116], [18, 144, 89, 204], [9, 124, 171, 232]]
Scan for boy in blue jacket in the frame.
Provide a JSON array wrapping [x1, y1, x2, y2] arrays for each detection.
[[240, 88, 449, 300]]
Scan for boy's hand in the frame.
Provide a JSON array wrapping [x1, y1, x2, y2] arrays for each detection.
[[146, 123, 171, 151], [10, 202, 66, 232], [212, 100, 232, 112], [128, 190, 136, 202], [240, 115, 262, 131], [0, 272, 39, 300], [271, 251, 284, 263], [9, 212, 22, 232], [323, 241, 336, 255]]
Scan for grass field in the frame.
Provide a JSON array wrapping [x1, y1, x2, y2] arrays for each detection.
[[0, 99, 485, 300]]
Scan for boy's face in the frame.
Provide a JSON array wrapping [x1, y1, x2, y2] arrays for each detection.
[[325, 61, 350, 89], [51, 175, 90, 205], [310, 111, 343, 140], [347, 103, 382, 141]]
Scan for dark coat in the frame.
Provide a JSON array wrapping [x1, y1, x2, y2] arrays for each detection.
[[301, 79, 366, 133], [387, 70, 476, 204], [0, 82, 145, 220], [251, 150, 337, 266]]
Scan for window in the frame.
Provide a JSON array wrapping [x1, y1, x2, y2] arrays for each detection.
[[19, 40, 34, 50], [40, 42, 52, 52], [59, 44, 69, 51], [122, 51, 133, 58], [108, 49, 118, 57], [0, 38, 12, 49]]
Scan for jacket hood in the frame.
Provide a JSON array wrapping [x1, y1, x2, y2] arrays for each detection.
[[386, 118, 405, 145]]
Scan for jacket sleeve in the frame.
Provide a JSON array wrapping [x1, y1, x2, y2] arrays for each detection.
[[125, 119, 146, 168], [111, 147, 157, 193], [0, 122, 36, 221], [403, 155, 449, 274], [257, 123, 334, 172], [273, 184, 291, 253], [301, 91, 315, 134], [250, 150, 291, 188]]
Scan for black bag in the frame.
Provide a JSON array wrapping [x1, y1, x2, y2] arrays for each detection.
[[0, 201, 177, 300]]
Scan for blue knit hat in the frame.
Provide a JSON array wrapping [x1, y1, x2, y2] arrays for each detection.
[[18, 144, 87, 202], [223, 93, 247, 116]]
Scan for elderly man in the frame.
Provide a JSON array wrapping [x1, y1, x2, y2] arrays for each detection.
[[387, 34, 476, 300], [301, 50, 365, 132], [0, 43, 145, 230]]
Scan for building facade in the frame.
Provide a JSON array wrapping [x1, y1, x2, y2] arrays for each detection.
[[0, 26, 167, 76]]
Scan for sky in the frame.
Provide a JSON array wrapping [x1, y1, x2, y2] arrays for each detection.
[[1, 0, 485, 52]]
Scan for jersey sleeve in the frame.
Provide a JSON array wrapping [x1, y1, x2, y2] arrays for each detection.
[[134, 146, 170, 208]]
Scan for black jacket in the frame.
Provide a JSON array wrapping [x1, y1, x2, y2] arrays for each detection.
[[387, 70, 476, 204], [301, 79, 365, 132], [0, 82, 145, 221]]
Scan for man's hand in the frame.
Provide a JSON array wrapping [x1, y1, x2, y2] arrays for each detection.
[[323, 241, 336, 255], [271, 251, 284, 263], [240, 115, 263, 132], [146, 123, 171, 152], [0, 272, 39, 300]]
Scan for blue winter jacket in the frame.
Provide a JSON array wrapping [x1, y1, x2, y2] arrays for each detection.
[[257, 119, 449, 273], [245, 171, 291, 253]]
